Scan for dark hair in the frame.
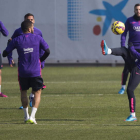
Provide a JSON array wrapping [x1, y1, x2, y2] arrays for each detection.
[[134, 4, 140, 8], [21, 20, 33, 33], [24, 13, 34, 20]]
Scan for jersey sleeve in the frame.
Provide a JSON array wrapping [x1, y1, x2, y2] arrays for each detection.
[[37, 28, 43, 37], [39, 37, 49, 68], [121, 19, 129, 47], [0, 21, 9, 36], [40, 37, 49, 51], [40, 31, 43, 37], [130, 46, 140, 60], [5, 39, 16, 54], [11, 29, 18, 39], [7, 53, 13, 65]]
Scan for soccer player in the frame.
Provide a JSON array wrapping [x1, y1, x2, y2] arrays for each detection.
[[8, 13, 46, 108], [3, 20, 50, 124], [101, 40, 140, 121], [0, 21, 9, 97], [118, 3, 140, 94]]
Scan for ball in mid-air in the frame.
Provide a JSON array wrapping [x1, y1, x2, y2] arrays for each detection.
[[111, 21, 125, 35]]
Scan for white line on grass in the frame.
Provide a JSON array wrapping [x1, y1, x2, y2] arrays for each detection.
[[36, 123, 127, 126], [0, 123, 132, 126], [4, 94, 118, 99], [40, 94, 115, 97]]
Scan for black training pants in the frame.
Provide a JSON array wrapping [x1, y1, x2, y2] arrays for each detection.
[[121, 64, 129, 85]]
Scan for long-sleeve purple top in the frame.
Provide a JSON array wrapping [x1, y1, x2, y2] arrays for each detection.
[[0, 21, 9, 36], [11, 27, 42, 39], [5, 33, 49, 77], [0, 21, 9, 54], [121, 16, 140, 49], [8, 27, 45, 68], [130, 46, 140, 69]]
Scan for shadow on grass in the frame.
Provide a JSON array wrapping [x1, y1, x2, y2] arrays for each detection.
[[37, 119, 85, 122], [117, 124, 140, 126], [0, 122, 24, 124], [0, 119, 85, 125]]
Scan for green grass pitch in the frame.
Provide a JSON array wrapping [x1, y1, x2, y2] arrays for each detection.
[[1, 66, 140, 140]]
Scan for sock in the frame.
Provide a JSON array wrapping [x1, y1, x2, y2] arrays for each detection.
[[108, 48, 112, 54], [122, 85, 125, 89], [130, 112, 136, 117], [23, 107, 29, 119], [30, 93, 34, 98], [0, 85, 1, 93], [30, 107, 37, 119]]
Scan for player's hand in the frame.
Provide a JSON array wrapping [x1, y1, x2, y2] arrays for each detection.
[[10, 60, 15, 67], [128, 42, 133, 48], [7, 38, 12, 46]]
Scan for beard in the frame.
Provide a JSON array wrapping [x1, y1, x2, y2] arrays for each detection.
[[133, 14, 140, 21]]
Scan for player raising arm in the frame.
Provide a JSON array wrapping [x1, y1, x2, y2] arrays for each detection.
[[0, 21, 9, 36], [3, 20, 50, 124]]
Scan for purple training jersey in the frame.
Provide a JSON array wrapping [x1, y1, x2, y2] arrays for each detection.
[[11, 27, 42, 38], [121, 16, 140, 49], [5, 33, 49, 77], [8, 27, 45, 68]]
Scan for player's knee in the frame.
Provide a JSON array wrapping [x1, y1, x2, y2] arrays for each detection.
[[24, 102, 28, 107], [127, 87, 134, 95]]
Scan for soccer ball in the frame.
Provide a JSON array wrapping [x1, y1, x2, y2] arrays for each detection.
[[111, 21, 125, 35]]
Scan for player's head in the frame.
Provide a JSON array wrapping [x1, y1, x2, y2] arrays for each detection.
[[24, 13, 35, 24], [134, 4, 140, 17], [21, 20, 34, 33]]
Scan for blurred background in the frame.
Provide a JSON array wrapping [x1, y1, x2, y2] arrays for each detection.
[[0, 0, 139, 65]]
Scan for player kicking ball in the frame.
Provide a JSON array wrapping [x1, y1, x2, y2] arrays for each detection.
[[100, 40, 140, 121], [3, 20, 50, 124]]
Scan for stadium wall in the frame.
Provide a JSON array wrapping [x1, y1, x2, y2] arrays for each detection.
[[0, 0, 139, 64]]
